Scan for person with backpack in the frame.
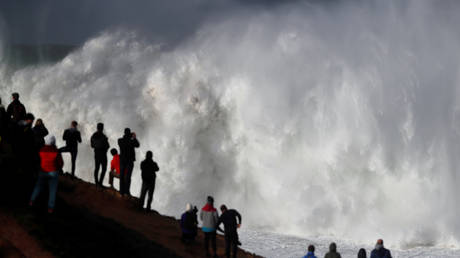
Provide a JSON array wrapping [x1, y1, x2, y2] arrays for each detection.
[[29, 135, 63, 214], [118, 128, 139, 196], [59, 121, 82, 177], [90, 123, 110, 187], [180, 203, 198, 243], [216, 204, 242, 258], [200, 196, 219, 258], [139, 151, 159, 210]]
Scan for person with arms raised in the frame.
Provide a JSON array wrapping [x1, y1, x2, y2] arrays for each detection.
[[118, 128, 139, 196]]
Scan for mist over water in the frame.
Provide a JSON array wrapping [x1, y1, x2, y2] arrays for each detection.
[[2, 0, 460, 248]]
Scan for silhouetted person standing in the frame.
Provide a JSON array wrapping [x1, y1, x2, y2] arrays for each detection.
[[33, 119, 49, 149], [217, 205, 242, 258], [90, 123, 110, 187], [18, 113, 40, 188], [118, 128, 139, 196], [60, 121, 82, 177], [139, 151, 159, 210], [7, 92, 26, 124], [370, 239, 391, 258], [200, 196, 219, 258], [325, 242, 342, 258], [358, 248, 367, 258]]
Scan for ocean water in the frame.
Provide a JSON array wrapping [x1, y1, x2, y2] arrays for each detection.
[[239, 230, 460, 258], [1, 1, 460, 255]]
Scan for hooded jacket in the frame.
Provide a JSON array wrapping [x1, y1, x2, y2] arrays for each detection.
[[370, 247, 392, 258], [200, 203, 218, 232], [324, 243, 342, 258], [303, 252, 317, 258]]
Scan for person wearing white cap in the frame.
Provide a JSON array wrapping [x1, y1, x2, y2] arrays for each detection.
[[29, 135, 64, 214], [180, 203, 198, 243]]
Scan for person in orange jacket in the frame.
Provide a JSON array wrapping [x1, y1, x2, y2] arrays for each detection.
[[29, 135, 63, 214]]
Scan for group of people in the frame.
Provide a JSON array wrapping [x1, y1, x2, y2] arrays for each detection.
[[5, 92, 401, 258], [0, 92, 160, 213], [180, 196, 242, 258], [0, 92, 245, 257], [303, 239, 392, 258]]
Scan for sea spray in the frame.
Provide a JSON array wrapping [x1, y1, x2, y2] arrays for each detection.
[[1, 0, 460, 248]]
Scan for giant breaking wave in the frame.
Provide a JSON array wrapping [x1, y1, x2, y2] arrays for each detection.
[[1, 0, 460, 248]]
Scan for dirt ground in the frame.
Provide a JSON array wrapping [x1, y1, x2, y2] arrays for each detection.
[[57, 174, 260, 258]]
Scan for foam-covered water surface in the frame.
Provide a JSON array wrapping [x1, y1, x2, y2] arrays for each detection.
[[239, 230, 460, 258], [1, 0, 460, 252]]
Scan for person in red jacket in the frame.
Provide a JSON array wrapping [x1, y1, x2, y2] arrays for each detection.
[[109, 148, 121, 188], [29, 135, 63, 214]]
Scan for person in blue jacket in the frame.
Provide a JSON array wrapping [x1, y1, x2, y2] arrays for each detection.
[[370, 239, 392, 258], [303, 245, 317, 258]]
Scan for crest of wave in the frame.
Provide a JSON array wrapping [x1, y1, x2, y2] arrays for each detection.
[[2, 0, 460, 248]]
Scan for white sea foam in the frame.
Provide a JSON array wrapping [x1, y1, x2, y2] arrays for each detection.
[[1, 0, 460, 251]]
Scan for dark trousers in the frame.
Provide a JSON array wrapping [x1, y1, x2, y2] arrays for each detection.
[[139, 179, 155, 210], [94, 154, 107, 186], [225, 232, 238, 258], [119, 160, 134, 195], [204, 231, 217, 255], [59, 147, 77, 176], [182, 232, 196, 243]]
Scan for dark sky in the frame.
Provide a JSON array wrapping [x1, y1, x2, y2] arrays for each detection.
[[0, 0, 301, 46]]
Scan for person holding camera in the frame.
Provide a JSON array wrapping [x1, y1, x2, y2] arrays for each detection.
[[118, 128, 140, 196]]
